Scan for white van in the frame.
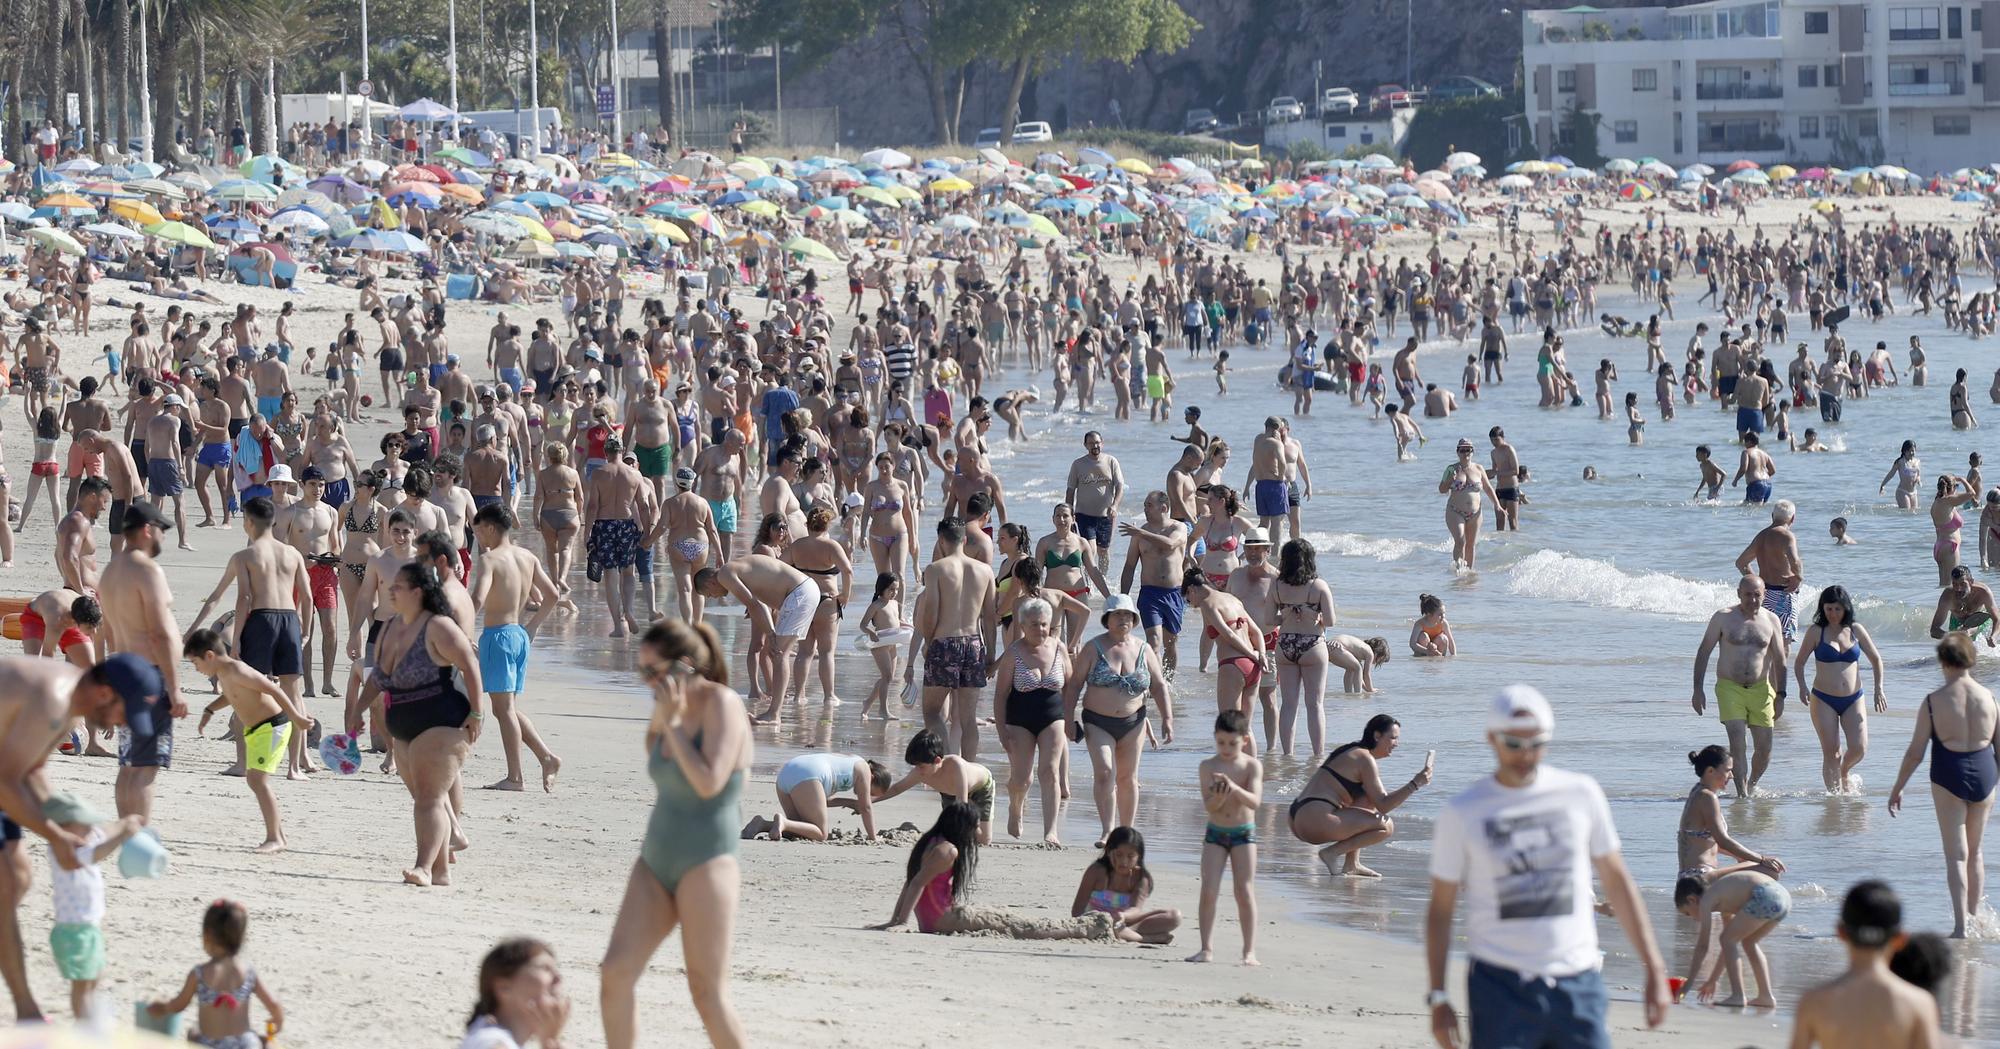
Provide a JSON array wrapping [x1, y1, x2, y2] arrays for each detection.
[[975, 122, 1054, 146]]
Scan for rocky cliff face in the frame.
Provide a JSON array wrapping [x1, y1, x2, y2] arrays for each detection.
[[749, 0, 1649, 145]]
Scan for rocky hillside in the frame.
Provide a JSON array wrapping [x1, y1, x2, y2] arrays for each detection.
[[749, 0, 1650, 145]]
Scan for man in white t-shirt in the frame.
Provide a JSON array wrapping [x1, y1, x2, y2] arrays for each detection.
[[1423, 685, 1669, 1049]]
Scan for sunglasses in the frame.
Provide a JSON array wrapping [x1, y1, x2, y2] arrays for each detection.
[[1497, 733, 1550, 752]]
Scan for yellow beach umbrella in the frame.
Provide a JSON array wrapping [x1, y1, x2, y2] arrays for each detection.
[[782, 234, 838, 259], [109, 199, 164, 226], [727, 157, 771, 179], [593, 151, 638, 168], [1767, 164, 1797, 182], [142, 220, 217, 249], [654, 221, 690, 243], [39, 192, 94, 209], [927, 177, 973, 193], [513, 214, 555, 243], [545, 219, 585, 240], [738, 199, 781, 218], [1113, 157, 1154, 175]]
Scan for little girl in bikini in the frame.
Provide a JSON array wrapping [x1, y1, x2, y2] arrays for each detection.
[[857, 573, 906, 720], [145, 900, 286, 1048], [1410, 593, 1457, 657], [1071, 826, 1182, 945]]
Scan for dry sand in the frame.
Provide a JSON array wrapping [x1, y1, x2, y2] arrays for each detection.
[[2, 185, 1956, 1046]]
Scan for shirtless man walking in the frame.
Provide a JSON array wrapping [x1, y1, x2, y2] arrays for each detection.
[[1064, 431, 1125, 572], [277, 468, 342, 698], [584, 436, 648, 637], [694, 554, 818, 721], [1693, 575, 1787, 797], [695, 428, 746, 562], [902, 517, 998, 758], [185, 497, 314, 777], [1736, 500, 1804, 710], [97, 502, 187, 820], [1245, 417, 1290, 540], [73, 431, 140, 554], [1227, 527, 1280, 751], [1121, 491, 1193, 673], [468, 505, 562, 793], [55, 478, 108, 596], [1489, 426, 1522, 531]]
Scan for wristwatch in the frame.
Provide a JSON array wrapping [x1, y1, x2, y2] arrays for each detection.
[[1425, 989, 1451, 1009]]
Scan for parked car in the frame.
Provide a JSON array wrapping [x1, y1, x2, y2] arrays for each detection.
[[1320, 87, 1360, 115], [1183, 108, 1221, 133], [1369, 83, 1416, 111], [972, 122, 1054, 146], [1430, 75, 1501, 101], [973, 126, 1004, 147], [1264, 96, 1305, 123]]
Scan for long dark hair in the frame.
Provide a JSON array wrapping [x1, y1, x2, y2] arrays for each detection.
[[1277, 538, 1317, 587], [908, 801, 979, 905], [1811, 584, 1856, 629], [1359, 713, 1400, 749], [1089, 826, 1154, 897], [395, 563, 452, 617], [467, 937, 553, 1029], [752, 512, 789, 548]]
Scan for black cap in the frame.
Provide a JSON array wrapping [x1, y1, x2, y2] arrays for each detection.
[[119, 500, 173, 533], [96, 653, 167, 736]]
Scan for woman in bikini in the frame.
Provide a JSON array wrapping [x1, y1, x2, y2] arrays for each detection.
[[1932, 473, 1976, 585], [1286, 714, 1432, 877], [1180, 568, 1266, 746], [1061, 594, 1172, 848], [1036, 503, 1106, 608], [336, 471, 385, 625], [532, 444, 583, 598], [1678, 744, 1785, 882], [1889, 632, 2000, 938], [1878, 439, 1922, 510], [860, 452, 916, 578], [780, 504, 852, 712], [1271, 539, 1337, 757], [1792, 585, 1888, 793], [993, 597, 1072, 845], [1438, 438, 1500, 570]]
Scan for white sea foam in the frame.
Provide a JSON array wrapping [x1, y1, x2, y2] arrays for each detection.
[[1503, 549, 1734, 620], [1305, 530, 1449, 562]]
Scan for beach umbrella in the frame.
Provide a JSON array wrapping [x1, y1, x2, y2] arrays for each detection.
[[142, 220, 217, 249], [1728, 169, 1770, 185], [0, 202, 36, 223], [238, 154, 296, 184], [1443, 151, 1482, 170], [399, 97, 455, 122], [1725, 159, 1761, 174], [212, 180, 278, 203], [27, 228, 86, 255], [695, 173, 746, 193], [511, 190, 568, 209], [1114, 158, 1155, 176], [511, 239, 558, 260], [553, 241, 597, 259], [738, 199, 782, 219], [936, 214, 980, 230], [1355, 153, 1396, 171], [1546, 154, 1576, 167], [1603, 158, 1638, 174], [862, 148, 913, 169], [122, 177, 182, 199], [387, 190, 440, 210], [461, 211, 532, 241], [307, 173, 370, 203], [108, 198, 164, 226], [1767, 164, 1797, 181], [435, 146, 490, 168], [265, 209, 329, 235], [52, 158, 100, 175], [1415, 179, 1454, 200], [338, 228, 428, 254], [781, 234, 838, 260], [594, 151, 640, 168], [571, 202, 618, 224], [1796, 167, 1831, 180], [1638, 160, 1678, 180], [726, 157, 770, 179], [927, 177, 973, 193], [439, 183, 485, 204], [1874, 164, 1913, 181], [37, 191, 95, 212], [1617, 180, 1656, 200]]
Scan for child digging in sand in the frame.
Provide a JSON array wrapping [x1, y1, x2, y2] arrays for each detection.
[[146, 899, 286, 1048], [1674, 867, 1791, 1007], [44, 793, 145, 1019], [872, 802, 1113, 940], [185, 628, 310, 853], [877, 729, 998, 844], [1188, 709, 1262, 965], [1072, 827, 1182, 945]]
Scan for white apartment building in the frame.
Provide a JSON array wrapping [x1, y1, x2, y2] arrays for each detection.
[[1520, 0, 2000, 173]]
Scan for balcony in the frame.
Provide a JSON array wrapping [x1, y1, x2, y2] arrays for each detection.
[[1887, 80, 1965, 96], [1695, 83, 1784, 100], [1699, 132, 1786, 152]]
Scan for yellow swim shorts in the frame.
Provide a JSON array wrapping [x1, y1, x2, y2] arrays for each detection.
[[1715, 679, 1776, 728], [244, 716, 293, 774]]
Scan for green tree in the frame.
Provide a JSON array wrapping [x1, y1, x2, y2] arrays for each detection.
[[1402, 94, 1515, 172], [1563, 100, 1603, 168], [988, 0, 1198, 146]]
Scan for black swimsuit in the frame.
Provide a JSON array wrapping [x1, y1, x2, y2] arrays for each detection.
[[372, 613, 471, 742], [1288, 742, 1368, 822]]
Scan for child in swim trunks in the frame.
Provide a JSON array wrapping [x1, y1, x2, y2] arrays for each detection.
[[43, 792, 145, 1019], [877, 729, 997, 844], [1189, 709, 1261, 965], [146, 899, 287, 1049], [186, 628, 309, 852]]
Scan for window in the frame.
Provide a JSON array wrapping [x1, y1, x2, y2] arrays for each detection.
[[1329, 125, 1347, 138], [1799, 116, 1820, 139], [1825, 64, 1841, 86], [1798, 65, 1819, 88], [1557, 69, 1576, 92], [1825, 114, 1841, 138], [1976, 8, 1984, 31], [1978, 61, 1986, 84], [1935, 113, 1972, 135], [1633, 68, 1658, 91], [1613, 120, 1639, 143], [1889, 7, 1942, 40], [1858, 114, 1879, 137], [1359, 130, 1375, 144], [1950, 6, 1963, 37], [1805, 11, 1829, 33]]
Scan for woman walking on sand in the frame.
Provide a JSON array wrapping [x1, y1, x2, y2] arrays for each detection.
[[1888, 632, 1999, 938], [600, 620, 751, 1048]]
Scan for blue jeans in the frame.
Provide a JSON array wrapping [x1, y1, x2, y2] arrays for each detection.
[[1467, 960, 1610, 1049]]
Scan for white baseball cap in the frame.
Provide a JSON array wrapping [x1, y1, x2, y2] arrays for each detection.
[[1486, 684, 1554, 738]]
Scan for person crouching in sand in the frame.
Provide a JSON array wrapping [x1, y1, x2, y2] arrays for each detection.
[[1071, 827, 1180, 945]]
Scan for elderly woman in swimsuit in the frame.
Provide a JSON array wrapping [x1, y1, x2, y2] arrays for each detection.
[[1062, 594, 1173, 849], [1286, 714, 1431, 877], [532, 443, 583, 596], [1932, 474, 1976, 585], [1271, 539, 1337, 757], [1889, 633, 2000, 938], [1678, 744, 1785, 882], [1792, 585, 1887, 793], [1438, 438, 1501, 570], [1180, 568, 1267, 745], [781, 504, 852, 711], [994, 597, 1073, 845], [600, 620, 750, 1049]]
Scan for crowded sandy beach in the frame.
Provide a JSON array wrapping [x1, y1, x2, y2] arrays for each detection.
[[4, 116, 2000, 1049]]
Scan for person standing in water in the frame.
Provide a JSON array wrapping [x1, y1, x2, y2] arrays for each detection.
[[1693, 575, 1787, 798], [1793, 585, 1887, 794], [1887, 632, 1998, 939]]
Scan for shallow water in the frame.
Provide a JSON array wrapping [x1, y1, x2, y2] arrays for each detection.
[[530, 287, 2000, 1042]]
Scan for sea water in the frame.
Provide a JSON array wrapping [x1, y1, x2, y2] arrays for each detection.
[[540, 286, 2000, 1041]]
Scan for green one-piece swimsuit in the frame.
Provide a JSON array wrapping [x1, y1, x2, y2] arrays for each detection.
[[640, 732, 744, 893]]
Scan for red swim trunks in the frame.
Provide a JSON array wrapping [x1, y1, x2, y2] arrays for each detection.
[[18, 610, 45, 641], [308, 563, 339, 610]]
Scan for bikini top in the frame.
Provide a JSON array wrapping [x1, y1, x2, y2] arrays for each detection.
[[1275, 588, 1323, 617], [373, 614, 454, 698], [1814, 629, 1861, 664], [1043, 547, 1084, 570], [1011, 649, 1066, 693], [1204, 523, 1239, 553], [1086, 639, 1149, 694], [344, 502, 379, 535], [1321, 742, 1368, 801], [1946, 510, 1965, 532], [872, 496, 904, 513], [193, 964, 256, 1009]]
